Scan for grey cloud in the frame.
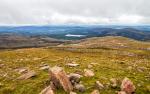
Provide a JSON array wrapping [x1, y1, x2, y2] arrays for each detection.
[[0, 0, 150, 25]]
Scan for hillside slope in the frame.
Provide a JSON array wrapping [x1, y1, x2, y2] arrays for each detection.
[[0, 36, 150, 94], [65, 36, 150, 50], [0, 33, 65, 49]]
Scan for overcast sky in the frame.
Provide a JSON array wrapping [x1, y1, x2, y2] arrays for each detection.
[[0, 0, 150, 25]]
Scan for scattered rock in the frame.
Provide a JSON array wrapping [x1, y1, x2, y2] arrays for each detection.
[[121, 77, 136, 94], [0, 64, 4, 68], [49, 66, 73, 92], [74, 84, 86, 92], [15, 68, 28, 74], [70, 91, 77, 94], [110, 78, 118, 88], [147, 48, 150, 50], [118, 91, 127, 94], [90, 63, 98, 66], [17, 71, 36, 80], [74, 70, 83, 75], [66, 63, 79, 67], [137, 67, 146, 73], [1, 73, 7, 77], [68, 73, 83, 85], [137, 83, 141, 87], [40, 63, 48, 67], [40, 85, 55, 94], [84, 69, 95, 77], [40, 65, 50, 71], [0, 83, 4, 87], [91, 90, 100, 94], [33, 57, 41, 61], [95, 81, 104, 90], [87, 64, 93, 68]]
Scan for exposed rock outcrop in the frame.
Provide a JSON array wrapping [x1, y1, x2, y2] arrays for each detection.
[[49, 66, 73, 92]]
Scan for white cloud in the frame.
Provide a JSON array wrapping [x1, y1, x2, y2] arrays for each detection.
[[117, 15, 143, 24], [0, 0, 149, 25]]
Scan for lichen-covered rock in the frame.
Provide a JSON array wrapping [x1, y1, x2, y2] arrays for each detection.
[[49, 66, 73, 92], [121, 77, 136, 94]]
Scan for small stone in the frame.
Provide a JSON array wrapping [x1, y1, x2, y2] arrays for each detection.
[[147, 48, 150, 50], [95, 81, 104, 90], [118, 91, 127, 94], [70, 91, 77, 94], [137, 83, 141, 87], [87, 64, 93, 68], [90, 63, 98, 65], [66, 63, 79, 67], [137, 67, 146, 73], [33, 57, 41, 61], [0, 64, 4, 68], [17, 71, 36, 80], [40, 65, 50, 71], [68, 73, 83, 85], [15, 68, 28, 74], [0, 83, 4, 87], [84, 69, 94, 77], [110, 78, 118, 88], [91, 90, 100, 94], [121, 77, 136, 94], [40, 85, 54, 94], [74, 84, 86, 92]]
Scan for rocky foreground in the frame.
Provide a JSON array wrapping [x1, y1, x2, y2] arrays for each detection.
[[0, 37, 150, 94], [39, 66, 136, 94]]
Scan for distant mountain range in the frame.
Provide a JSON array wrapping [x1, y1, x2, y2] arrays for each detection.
[[0, 25, 150, 48]]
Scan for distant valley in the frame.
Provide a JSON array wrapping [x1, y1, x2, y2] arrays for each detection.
[[0, 25, 150, 48]]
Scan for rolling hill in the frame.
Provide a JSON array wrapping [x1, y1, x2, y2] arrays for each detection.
[[65, 36, 150, 49], [0, 36, 150, 94]]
